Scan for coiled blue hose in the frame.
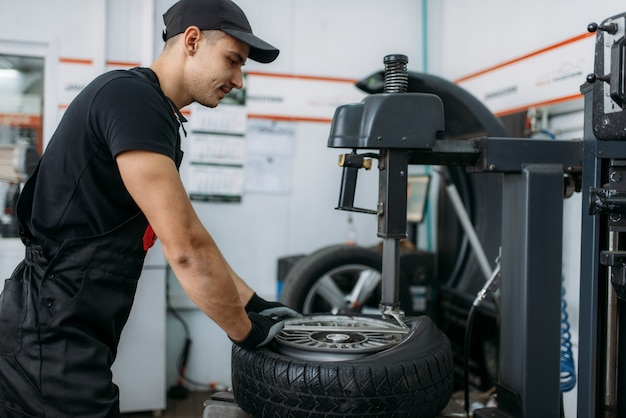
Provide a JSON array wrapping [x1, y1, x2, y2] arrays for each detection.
[[560, 277, 576, 392]]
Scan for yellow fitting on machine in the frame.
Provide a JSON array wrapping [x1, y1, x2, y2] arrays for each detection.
[[338, 154, 373, 169], [338, 154, 346, 167]]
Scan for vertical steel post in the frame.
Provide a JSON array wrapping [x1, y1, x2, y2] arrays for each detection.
[[577, 82, 603, 418], [378, 148, 409, 318], [497, 165, 563, 417]]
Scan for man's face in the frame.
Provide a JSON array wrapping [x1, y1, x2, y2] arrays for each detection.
[[186, 33, 249, 108]]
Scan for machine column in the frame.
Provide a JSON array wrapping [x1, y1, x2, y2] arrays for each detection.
[[377, 148, 410, 317], [497, 164, 563, 417]]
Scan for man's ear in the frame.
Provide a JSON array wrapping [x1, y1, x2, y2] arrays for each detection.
[[183, 26, 202, 55]]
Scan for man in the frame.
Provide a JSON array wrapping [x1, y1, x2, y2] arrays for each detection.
[[0, 0, 298, 416]]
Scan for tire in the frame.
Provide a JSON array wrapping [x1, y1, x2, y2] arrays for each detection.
[[231, 315, 453, 418], [279, 244, 416, 316]]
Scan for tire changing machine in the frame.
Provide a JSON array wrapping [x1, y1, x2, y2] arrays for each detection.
[[325, 55, 579, 418], [204, 12, 626, 417]]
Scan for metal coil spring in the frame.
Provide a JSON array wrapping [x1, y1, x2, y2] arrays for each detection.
[[383, 54, 408, 93]]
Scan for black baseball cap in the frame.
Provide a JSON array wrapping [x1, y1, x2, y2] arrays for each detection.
[[162, 0, 279, 63]]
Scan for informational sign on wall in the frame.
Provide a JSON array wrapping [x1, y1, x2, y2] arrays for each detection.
[[187, 102, 247, 203], [245, 72, 366, 123], [244, 118, 296, 194], [455, 32, 595, 116]]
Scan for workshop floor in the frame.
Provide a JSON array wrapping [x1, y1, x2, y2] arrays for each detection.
[[121, 391, 215, 418]]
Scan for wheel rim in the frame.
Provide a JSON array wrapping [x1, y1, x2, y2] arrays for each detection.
[[274, 315, 410, 361], [303, 264, 382, 315]]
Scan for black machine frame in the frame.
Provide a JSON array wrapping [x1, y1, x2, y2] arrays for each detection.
[[578, 12, 626, 418], [328, 72, 581, 417], [326, 11, 626, 415]]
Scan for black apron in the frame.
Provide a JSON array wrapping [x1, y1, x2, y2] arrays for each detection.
[[0, 164, 150, 417]]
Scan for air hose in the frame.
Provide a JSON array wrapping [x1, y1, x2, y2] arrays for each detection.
[[560, 276, 576, 392], [166, 275, 192, 399], [166, 267, 215, 396], [464, 256, 501, 414], [463, 268, 576, 413]]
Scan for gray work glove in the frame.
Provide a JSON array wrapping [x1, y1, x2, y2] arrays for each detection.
[[231, 312, 284, 349], [245, 293, 301, 319]]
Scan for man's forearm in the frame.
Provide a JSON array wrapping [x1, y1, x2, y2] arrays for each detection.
[[166, 248, 252, 341], [227, 264, 255, 306]]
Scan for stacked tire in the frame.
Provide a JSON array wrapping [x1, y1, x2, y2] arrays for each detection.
[[232, 316, 453, 418]]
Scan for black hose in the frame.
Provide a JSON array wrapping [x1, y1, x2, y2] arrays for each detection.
[[463, 302, 478, 414], [165, 268, 214, 393], [166, 274, 191, 398]]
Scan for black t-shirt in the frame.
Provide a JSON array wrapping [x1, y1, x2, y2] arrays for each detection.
[[27, 67, 184, 256]]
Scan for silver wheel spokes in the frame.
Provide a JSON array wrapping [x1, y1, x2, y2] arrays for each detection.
[[347, 269, 382, 309], [303, 265, 382, 314], [274, 315, 410, 361], [311, 275, 347, 314]]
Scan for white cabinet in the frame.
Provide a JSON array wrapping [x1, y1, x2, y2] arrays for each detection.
[[112, 264, 167, 414], [0, 239, 167, 415]]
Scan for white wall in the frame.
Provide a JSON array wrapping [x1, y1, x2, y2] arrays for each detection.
[[433, 0, 626, 81]]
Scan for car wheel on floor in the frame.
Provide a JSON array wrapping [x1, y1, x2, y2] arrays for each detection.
[[279, 244, 417, 316]]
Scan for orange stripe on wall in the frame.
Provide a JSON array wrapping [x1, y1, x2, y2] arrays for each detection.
[[245, 71, 357, 85], [59, 57, 93, 65], [59, 58, 142, 67], [494, 93, 583, 117], [454, 32, 595, 84], [106, 60, 141, 68], [248, 114, 332, 123]]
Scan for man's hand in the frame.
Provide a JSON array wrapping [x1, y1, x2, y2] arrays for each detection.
[[231, 312, 284, 349], [245, 293, 301, 319]]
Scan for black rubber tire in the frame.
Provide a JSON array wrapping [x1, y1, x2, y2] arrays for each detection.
[[279, 244, 416, 316], [231, 315, 453, 418]]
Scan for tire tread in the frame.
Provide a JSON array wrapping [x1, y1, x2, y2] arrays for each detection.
[[232, 331, 453, 418]]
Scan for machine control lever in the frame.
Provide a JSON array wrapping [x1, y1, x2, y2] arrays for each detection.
[[586, 37, 626, 109], [589, 160, 626, 225], [335, 151, 379, 215], [586, 73, 611, 84], [600, 250, 626, 300], [338, 151, 376, 170], [588, 21, 618, 34], [589, 188, 626, 215]]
